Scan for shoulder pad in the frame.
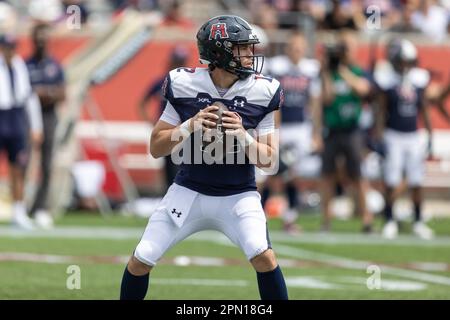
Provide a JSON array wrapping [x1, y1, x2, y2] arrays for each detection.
[[247, 74, 281, 109], [168, 67, 207, 98], [408, 68, 430, 89], [298, 58, 321, 78], [374, 61, 399, 90]]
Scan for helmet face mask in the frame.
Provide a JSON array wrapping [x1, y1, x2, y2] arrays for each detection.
[[197, 15, 264, 79]]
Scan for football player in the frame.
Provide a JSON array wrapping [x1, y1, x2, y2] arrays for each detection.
[[374, 38, 434, 240], [0, 34, 42, 229], [261, 31, 322, 234], [120, 15, 288, 300]]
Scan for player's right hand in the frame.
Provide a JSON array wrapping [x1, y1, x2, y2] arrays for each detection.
[[190, 105, 219, 132]]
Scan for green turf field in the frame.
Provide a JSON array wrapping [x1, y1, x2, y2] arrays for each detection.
[[1, 212, 450, 299]]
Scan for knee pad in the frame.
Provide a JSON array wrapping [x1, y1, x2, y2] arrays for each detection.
[[243, 237, 269, 260], [134, 240, 161, 266]]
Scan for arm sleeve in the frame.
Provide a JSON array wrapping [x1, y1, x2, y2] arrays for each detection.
[[26, 92, 43, 132], [159, 100, 181, 125], [162, 74, 175, 103], [255, 111, 275, 136], [267, 85, 284, 112]]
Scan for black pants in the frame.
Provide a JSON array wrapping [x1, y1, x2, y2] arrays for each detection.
[[31, 110, 57, 214], [321, 129, 363, 179]]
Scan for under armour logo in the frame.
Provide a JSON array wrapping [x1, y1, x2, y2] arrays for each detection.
[[234, 100, 245, 108], [171, 208, 182, 218]]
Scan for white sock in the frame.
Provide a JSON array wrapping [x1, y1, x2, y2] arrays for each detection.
[[13, 201, 27, 218]]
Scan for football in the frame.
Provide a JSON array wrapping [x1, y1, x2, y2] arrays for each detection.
[[201, 101, 231, 159]]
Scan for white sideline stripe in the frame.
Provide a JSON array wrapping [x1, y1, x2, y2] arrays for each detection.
[[151, 279, 248, 287], [0, 252, 129, 264], [273, 244, 450, 287], [75, 121, 153, 143], [194, 233, 450, 287], [1, 226, 450, 247], [0, 252, 76, 264]]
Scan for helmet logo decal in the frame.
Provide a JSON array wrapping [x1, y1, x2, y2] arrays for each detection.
[[209, 23, 229, 40]]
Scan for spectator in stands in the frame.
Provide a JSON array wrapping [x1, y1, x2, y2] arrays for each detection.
[[316, 30, 374, 233], [26, 23, 66, 229], [251, 2, 279, 33], [138, 45, 189, 191], [0, 34, 43, 230], [110, 0, 159, 13], [158, 0, 194, 29], [390, 1, 421, 32], [411, 0, 449, 42], [321, 0, 357, 30], [28, 0, 64, 24]]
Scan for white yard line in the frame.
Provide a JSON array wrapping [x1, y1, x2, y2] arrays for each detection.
[[1, 226, 450, 247], [151, 279, 248, 287], [274, 244, 450, 287], [193, 233, 450, 287], [2, 226, 450, 287]]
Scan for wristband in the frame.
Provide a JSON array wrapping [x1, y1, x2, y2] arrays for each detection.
[[179, 119, 192, 138]]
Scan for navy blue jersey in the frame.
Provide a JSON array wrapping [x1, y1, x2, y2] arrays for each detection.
[[26, 56, 65, 109], [374, 63, 429, 133], [161, 67, 282, 196], [265, 56, 320, 124]]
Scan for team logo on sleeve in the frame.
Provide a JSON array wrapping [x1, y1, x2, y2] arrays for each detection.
[[209, 23, 229, 40]]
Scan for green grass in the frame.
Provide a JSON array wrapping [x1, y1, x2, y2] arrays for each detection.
[[1, 212, 450, 299], [49, 210, 450, 236]]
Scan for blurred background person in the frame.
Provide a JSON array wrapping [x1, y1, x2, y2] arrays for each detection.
[[138, 45, 189, 191], [0, 33, 43, 229], [262, 31, 322, 234], [411, 0, 449, 43], [316, 30, 373, 233], [158, 0, 194, 29], [374, 38, 434, 240], [26, 22, 66, 229]]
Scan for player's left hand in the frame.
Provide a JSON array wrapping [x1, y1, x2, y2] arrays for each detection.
[[222, 111, 246, 140]]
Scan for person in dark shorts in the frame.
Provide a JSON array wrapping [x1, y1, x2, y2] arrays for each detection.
[[0, 33, 43, 229], [316, 30, 373, 233]]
